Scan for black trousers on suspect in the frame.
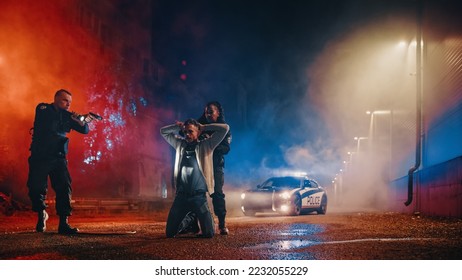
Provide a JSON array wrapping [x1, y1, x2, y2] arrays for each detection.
[[166, 192, 215, 238], [27, 157, 73, 216]]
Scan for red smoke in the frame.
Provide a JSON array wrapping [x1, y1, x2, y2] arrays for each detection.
[[0, 0, 171, 201]]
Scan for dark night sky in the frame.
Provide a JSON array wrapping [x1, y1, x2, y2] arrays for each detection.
[[1, 0, 458, 205], [150, 0, 417, 186]]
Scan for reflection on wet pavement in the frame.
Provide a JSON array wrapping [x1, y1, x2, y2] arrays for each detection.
[[268, 252, 316, 260], [322, 237, 437, 244], [245, 223, 441, 260], [249, 239, 320, 250], [245, 223, 324, 260], [274, 223, 325, 236]]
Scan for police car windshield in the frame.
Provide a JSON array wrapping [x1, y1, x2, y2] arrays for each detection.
[[259, 177, 301, 189]]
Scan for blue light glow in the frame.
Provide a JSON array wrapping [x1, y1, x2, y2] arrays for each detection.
[[105, 138, 114, 150], [129, 99, 137, 116], [109, 113, 125, 127], [139, 97, 148, 107]]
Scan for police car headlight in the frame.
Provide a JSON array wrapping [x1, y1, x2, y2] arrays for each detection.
[[279, 192, 291, 200], [241, 193, 246, 200]]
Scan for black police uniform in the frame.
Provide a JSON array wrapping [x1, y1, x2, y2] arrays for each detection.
[[27, 103, 89, 216], [208, 130, 231, 227]]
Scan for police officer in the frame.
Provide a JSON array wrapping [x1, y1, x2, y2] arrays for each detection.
[[27, 89, 96, 234], [198, 101, 232, 235]]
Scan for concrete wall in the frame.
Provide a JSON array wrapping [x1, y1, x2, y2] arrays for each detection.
[[390, 1, 462, 218], [391, 157, 462, 217], [418, 157, 462, 217]]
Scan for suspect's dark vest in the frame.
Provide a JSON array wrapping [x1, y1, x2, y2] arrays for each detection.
[[177, 142, 207, 195]]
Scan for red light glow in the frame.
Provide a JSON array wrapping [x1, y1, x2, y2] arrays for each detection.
[[0, 0, 171, 200]]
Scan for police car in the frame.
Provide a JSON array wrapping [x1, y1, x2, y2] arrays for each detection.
[[240, 175, 327, 216]]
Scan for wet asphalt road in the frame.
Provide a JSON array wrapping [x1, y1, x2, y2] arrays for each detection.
[[1, 209, 462, 260]]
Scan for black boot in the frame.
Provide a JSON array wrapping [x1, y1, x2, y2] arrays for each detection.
[[58, 216, 79, 234], [36, 210, 49, 232], [178, 212, 200, 235], [218, 217, 229, 235]]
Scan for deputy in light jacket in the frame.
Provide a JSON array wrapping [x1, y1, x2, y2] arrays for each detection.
[[160, 119, 229, 238]]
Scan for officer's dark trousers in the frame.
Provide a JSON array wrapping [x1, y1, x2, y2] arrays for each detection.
[[211, 170, 227, 226], [27, 157, 73, 216], [166, 192, 215, 238]]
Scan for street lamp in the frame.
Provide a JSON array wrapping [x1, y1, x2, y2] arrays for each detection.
[[347, 151, 355, 163], [366, 110, 393, 181], [366, 110, 392, 142], [343, 160, 349, 172], [353, 136, 368, 154]]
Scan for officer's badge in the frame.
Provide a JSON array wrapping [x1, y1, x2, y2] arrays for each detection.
[[40, 105, 47, 110]]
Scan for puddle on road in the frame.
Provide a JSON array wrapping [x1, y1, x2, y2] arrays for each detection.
[[322, 237, 436, 245], [249, 237, 438, 251], [273, 223, 325, 236], [244, 223, 323, 259], [250, 239, 320, 250], [246, 223, 438, 260]]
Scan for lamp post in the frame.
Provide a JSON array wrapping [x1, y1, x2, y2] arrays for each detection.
[[366, 110, 392, 143], [332, 176, 338, 205], [353, 136, 368, 154], [335, 169, 345, 206], [366, 110, 393, 181], [347, 151, 355, 163]]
